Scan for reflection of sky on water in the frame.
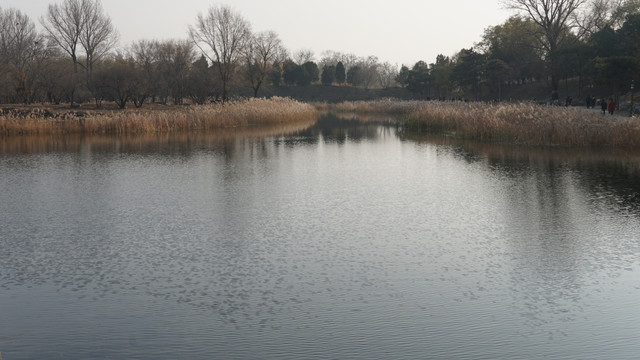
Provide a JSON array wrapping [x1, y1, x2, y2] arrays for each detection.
[[2, 118, 640, 359], [422, 138, 640, 341]]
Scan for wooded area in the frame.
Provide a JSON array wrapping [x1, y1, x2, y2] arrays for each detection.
[[1, 0, 639, 107], [399, 0, 640, 103]]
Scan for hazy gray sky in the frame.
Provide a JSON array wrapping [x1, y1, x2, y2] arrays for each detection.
[[3, 0, 514, 66]]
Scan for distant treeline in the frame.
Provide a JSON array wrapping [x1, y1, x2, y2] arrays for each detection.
[[398, 0, 640, 103], [1, 0, 639, 107], [0, 1, 397, 108]]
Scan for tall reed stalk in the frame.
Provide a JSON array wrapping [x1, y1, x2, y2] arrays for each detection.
[[0, 97, 317, 136], [331, 100, 640, 148]]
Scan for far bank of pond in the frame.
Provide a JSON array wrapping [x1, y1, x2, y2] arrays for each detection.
[[331, 100, 640, 148]]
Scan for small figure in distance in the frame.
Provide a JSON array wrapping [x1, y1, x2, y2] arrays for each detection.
[[608, 98, 616, 115], [564, 96, 573, 106], [601, 98, 607, 115]]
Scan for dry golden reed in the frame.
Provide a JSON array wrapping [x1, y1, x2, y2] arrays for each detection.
[[0, 97, 317, 136], [331, 100, 640, 148]]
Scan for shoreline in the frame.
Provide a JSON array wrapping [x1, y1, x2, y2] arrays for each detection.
[[4, 98, 640, 149]]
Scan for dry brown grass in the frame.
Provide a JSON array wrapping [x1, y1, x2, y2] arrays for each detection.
[[0, 97, 317, 136], [312, 102, 330, 112], [330, 98, 419, 115], [331, 100, 640, 148]]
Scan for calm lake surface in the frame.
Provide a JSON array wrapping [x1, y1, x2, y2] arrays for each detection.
[[2, 114, 640, 359]]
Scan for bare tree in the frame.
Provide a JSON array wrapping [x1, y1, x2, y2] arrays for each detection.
[[129, 39, 158, 106], [574, 0, 640, 38], [293, 49, 315, 65], [318, 50, 340, 69], [41, 0, 84, 73], [41, 0, 117, 105], [503, 0, 588, 100], [378, 62, 399, 88], [244, 30, 287, 97], [130, 40, 157, 72], [318, 51, 361, 72], [358, 56, 381, 89], [339, 53, 360, 70], [190, 5, 251, 102], [39, 56, 76, 104], [90, 58, 139, 109], [78, 0, 118, 78], [155, 39, 195, 105], [0, 7, 40, 71], [575, 0, 620, 38], [0, 7, 45, 103]]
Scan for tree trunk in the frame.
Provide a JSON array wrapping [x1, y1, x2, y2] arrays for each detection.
[[551, 73, 560, 102], [549, 43, 560, 102], [222, 84, 228, 103], [253, 81, 262, 98]]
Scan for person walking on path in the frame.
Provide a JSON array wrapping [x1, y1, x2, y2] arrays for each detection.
[[601, 99, 608, 114], [608, 98, 616, 115]]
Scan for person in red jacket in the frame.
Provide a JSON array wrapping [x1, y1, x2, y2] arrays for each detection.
[[608, 98, 616, 115]]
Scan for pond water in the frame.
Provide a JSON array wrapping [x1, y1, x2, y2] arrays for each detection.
[[1, 114, 640, 359]]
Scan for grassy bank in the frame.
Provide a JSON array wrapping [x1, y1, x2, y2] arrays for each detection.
[[0, 97, 317, 136], [330, 100, 640, 148]]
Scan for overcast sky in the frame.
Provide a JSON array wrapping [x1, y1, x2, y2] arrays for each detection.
[[3, 0, 514, 66]]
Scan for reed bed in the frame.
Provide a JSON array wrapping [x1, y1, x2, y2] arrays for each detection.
[[0, 97, 317, 136], [331, 100, 640, 148]]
